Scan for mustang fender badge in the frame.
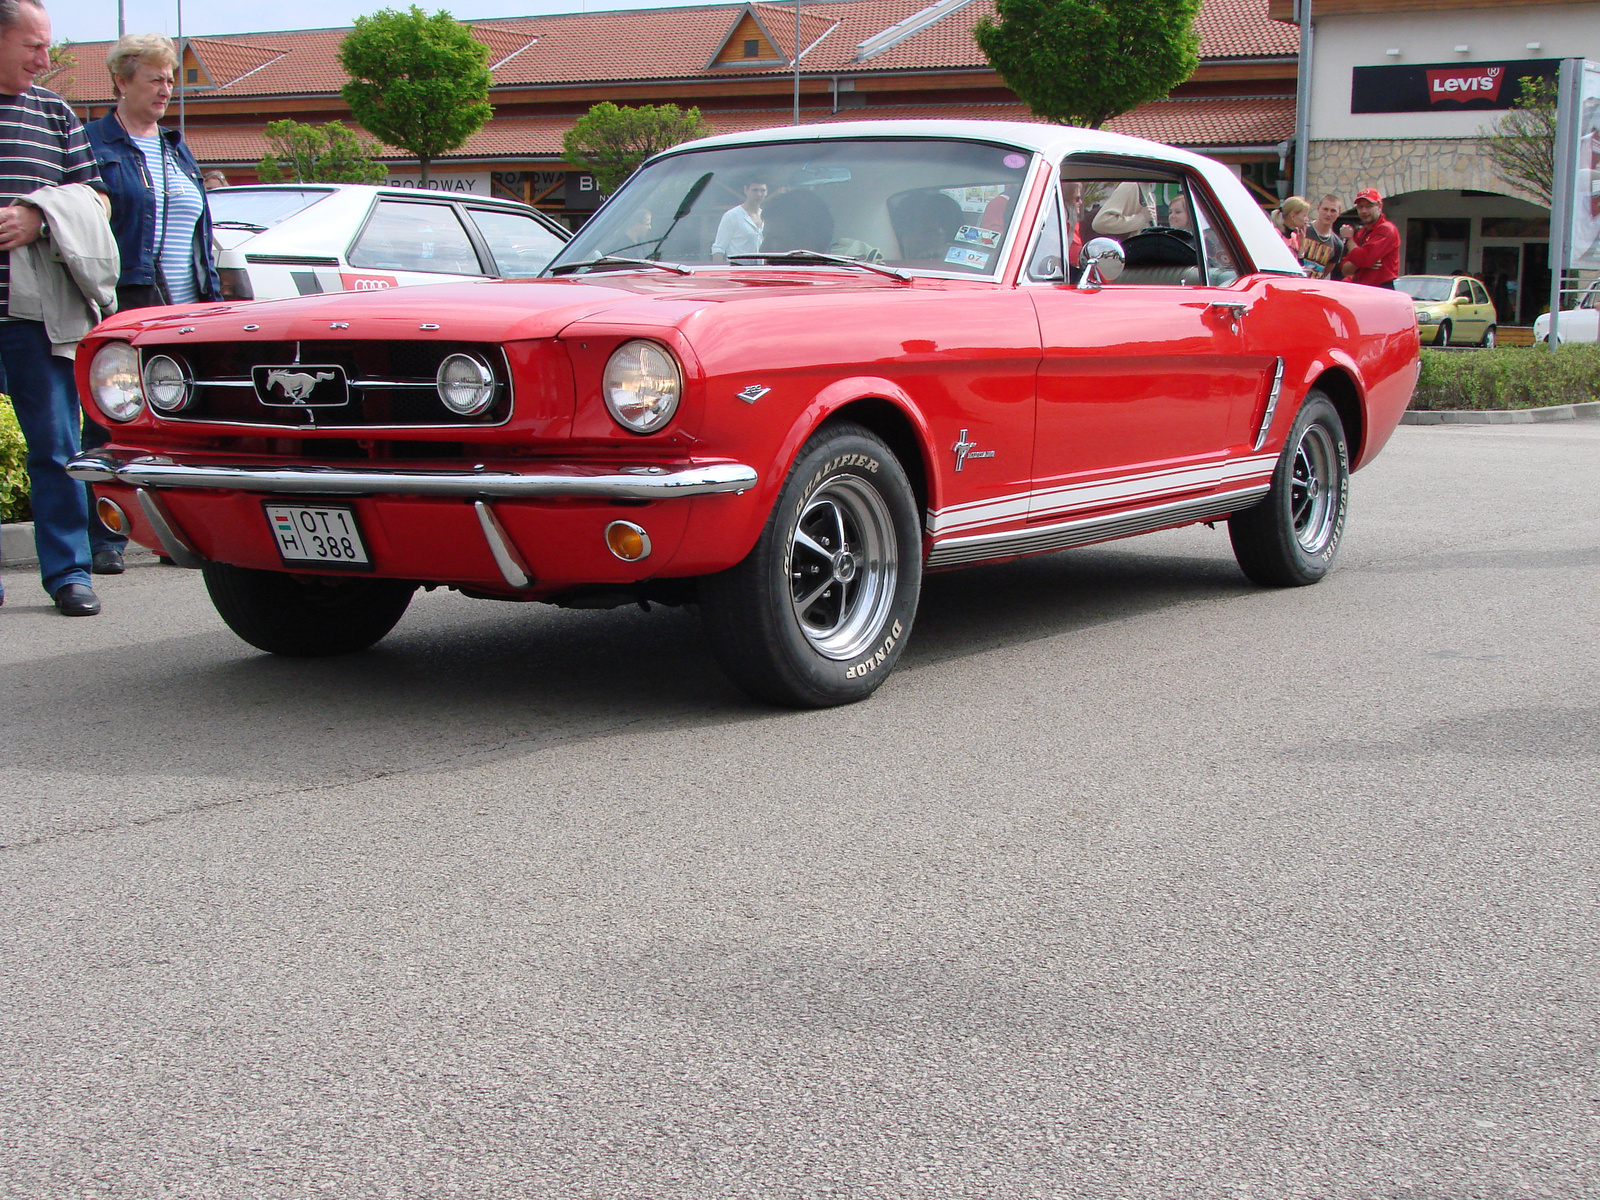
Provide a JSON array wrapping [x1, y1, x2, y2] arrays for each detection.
[[953, 429, 994, 471], [268, 370, 335, 403], [737, 384, 770, 404]]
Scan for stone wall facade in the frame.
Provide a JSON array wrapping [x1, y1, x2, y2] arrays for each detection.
[[1306, 138, 1542, 205]]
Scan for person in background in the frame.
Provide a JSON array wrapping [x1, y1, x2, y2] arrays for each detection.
[[1339, 187, 1400, 288], [711, 179, 766, 262], [0, 0, 108, 615], [202, 169, 228, 191], [1299, 193, 1345, 279], [1277, 195, 1311, 257], [85, 32, 222, 574], [1091, 181, 1156, 237]]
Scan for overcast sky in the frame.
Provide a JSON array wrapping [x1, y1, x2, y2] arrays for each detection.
[[50, 0, 729, 45]]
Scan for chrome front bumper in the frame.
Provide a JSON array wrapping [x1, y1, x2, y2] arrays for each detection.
[[67, 452, 758, 500]]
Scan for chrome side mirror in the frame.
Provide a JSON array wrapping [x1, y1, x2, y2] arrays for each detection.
[[1077, 237, 1125, 291]]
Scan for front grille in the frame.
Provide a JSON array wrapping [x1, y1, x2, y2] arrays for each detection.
[[149, 340, 512, 428]]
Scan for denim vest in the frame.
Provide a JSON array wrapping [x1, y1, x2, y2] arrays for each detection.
[[85, 112, 221, 302]]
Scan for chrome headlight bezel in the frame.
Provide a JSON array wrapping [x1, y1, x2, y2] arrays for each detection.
[[435, 352, 497, 417], [602, 339, 682, 434], [142, 353, 194, 412], [88, 340, 145, 422]]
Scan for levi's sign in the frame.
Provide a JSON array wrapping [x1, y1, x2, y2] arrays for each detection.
[[1425, 65, 1504, 103], [1352, 59, 1558, 113]]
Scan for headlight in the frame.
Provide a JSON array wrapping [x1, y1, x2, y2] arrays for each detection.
[[603, 340, 681, 433], [1416, 312, 1437, 324], [88, 341, 144, 422], [142, 354, 193, 412], [435, 352, 497, 416]]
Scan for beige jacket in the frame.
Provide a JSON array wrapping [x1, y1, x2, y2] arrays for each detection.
[[9, 183, 119, 357]]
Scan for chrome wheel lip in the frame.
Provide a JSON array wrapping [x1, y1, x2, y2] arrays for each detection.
[[787, 475, 898, 660], [1290, 422, 1340, 554]]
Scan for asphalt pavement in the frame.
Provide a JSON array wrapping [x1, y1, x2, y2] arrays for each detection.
[[2, 423, 1597, 1199]]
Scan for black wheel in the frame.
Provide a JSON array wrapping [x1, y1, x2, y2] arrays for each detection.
[[1228, 391, 1349, 587], [1481, 325, 1497, 348], [202, 562, 416, 656], [700, 423, 922, 707], [1437, 320, 1452, 347]]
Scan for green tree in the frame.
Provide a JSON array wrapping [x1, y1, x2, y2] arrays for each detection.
[[974, 0, 1202, 128], [257, 120, 388, 184], [1484, 76, 1557, 205], [338, 7, 491, 186], [562, 102, 710, 196]]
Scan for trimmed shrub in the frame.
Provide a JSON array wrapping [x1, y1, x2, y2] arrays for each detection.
[[1413, 343, 1600, 410], [0, 394, 29, 523]]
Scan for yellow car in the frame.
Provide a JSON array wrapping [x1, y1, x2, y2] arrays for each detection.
[[1396, 274, 1498, 347]]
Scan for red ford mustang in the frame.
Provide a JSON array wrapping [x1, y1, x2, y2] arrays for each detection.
[[72, 120, 1418, 706]]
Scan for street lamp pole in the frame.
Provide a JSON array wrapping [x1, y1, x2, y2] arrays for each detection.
[[793, 0, 801, 125], [177, 0, 185, 138], [1292, 0, 1312, 197], [117, 0, 125, 38]]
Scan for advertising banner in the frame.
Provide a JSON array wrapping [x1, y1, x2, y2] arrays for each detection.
[[1570, 61, 1600, 271], [1352, 59, 1560, 114]]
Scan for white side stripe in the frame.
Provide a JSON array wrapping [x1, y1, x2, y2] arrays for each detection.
[[928, 453, 1278, 536]]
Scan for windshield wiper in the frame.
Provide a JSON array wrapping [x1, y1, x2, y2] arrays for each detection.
[[213, 219, 268, 232], [548, 255, 694, 277], [725, 250, 909, 282]]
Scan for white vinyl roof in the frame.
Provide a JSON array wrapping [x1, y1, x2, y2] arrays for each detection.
[[663, 119, 1303, 277]]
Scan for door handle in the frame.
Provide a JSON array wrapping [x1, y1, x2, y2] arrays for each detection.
[[1207, 300, 1248, 331]]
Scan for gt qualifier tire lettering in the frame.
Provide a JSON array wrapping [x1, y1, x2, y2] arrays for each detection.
[[845, 618, 903, 678]]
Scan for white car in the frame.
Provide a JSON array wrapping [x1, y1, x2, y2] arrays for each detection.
[[209, 184, 570, 302], [1533, 278, 1600, 343]]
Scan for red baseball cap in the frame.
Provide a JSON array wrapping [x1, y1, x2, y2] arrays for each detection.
[[1354, 188, 1382, 204]]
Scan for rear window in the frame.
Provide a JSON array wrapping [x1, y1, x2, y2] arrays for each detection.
[[209, 188, 334, 230]]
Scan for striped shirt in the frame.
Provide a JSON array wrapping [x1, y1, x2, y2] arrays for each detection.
[[129, 131, 204, 304], [0, 86, 102, 316]]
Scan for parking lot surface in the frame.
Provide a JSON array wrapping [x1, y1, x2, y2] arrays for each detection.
[[3, 424, 1597, 1198]]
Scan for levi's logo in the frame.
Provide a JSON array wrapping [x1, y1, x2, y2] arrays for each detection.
[[1425, 65, 1504, 103]]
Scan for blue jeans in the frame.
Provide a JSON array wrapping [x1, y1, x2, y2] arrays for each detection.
[[0, 320, 90, 598]]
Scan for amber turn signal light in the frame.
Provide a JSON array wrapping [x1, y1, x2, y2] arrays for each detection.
[[604, 520, 652, 561], [96, 497, 127, 535]]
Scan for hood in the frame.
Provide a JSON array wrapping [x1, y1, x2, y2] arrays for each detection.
[[93, 271, 909, 347]]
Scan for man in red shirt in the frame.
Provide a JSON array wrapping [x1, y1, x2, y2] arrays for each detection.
[[1338, 187, 1400, 288]]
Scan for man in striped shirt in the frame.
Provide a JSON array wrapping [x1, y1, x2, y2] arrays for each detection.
[[0, 0, 106, 615]]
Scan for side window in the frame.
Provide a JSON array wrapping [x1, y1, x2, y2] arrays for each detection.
[[1067, 163, 1203, 286], [348, 200, 484, 276], [467, 207, 565, 278], [1470, 279, 1491, 306], [1454, 279, 1473, 301], [1027, 192, 1064, 281], [1188, 187, 1240, 287]]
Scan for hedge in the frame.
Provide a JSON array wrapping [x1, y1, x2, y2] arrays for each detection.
[[1412, 343, 1600, 411], [0, 395, 28, 523]]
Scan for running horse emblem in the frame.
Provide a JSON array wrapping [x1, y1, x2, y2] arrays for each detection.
[[266, 370, 336, 403]]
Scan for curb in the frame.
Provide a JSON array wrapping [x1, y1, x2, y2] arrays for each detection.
[[1402, 400, 1600, 425], [1, 520, 34, 569]]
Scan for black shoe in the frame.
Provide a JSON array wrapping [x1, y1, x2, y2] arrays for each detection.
[[92, 547, 125, 575], [53, 583, 101, 616]]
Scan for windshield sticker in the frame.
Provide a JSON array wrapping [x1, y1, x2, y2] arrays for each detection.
[[944, 246, 991, 268], [955, 225, 1002, 249], [1003, 153, 1028, 169]]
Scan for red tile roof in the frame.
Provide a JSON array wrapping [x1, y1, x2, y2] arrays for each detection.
[[52, 0, 1295, 103], [184, 94, 1293, 169]]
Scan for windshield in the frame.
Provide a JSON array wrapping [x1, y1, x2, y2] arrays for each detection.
[[1396, 276, 1454, 302], [549, 137, 1035, 277]]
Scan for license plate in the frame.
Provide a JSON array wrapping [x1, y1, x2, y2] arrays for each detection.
[[264, 503, 372, 570]]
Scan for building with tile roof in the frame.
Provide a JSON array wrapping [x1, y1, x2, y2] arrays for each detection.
[[53, 0, 1298, 223]]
